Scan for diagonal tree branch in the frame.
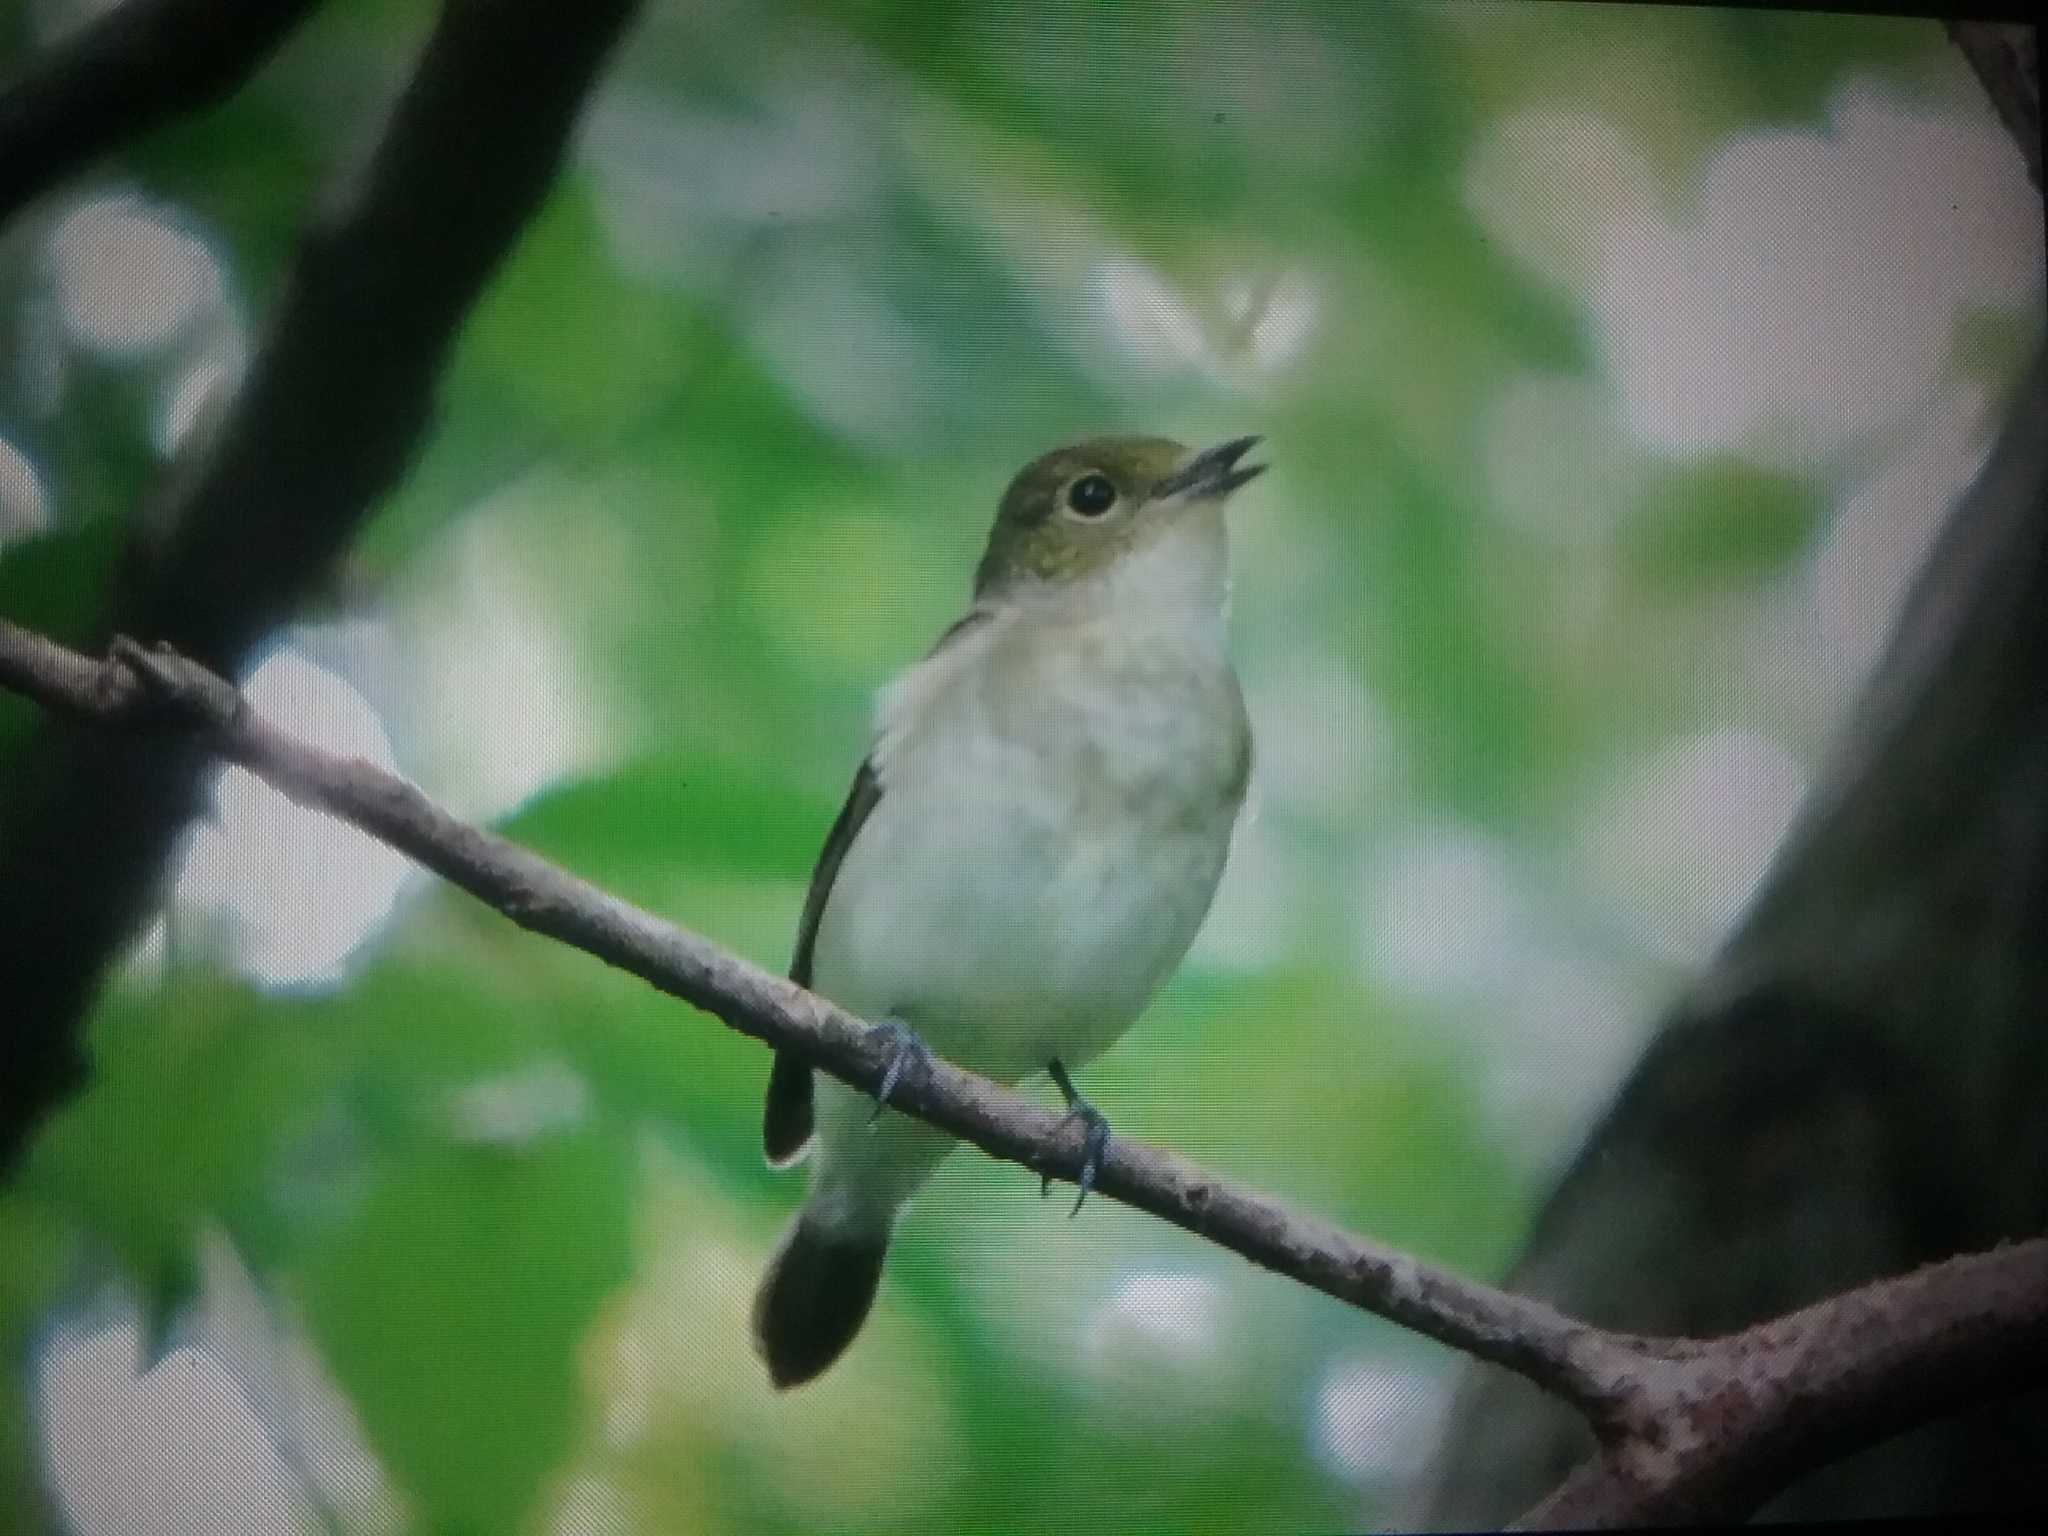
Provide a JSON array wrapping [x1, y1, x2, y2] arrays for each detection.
[[1519, 1240, 2048, 1528], [0, 618, 1641, 1425], [0, 0, 646, 1173], [2, 612, 2044, 1523], [0, 0, 324, 227]]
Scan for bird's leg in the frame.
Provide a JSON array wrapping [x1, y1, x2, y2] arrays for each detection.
[[866, 1015, 933, 1124], [1042, 1058, 1111, 1216]]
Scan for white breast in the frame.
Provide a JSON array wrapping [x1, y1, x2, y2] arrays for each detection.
[[810, 508, 1248, 1084]]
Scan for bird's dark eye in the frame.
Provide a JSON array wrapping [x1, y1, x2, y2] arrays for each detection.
[[1065, 473, 1118, 517]]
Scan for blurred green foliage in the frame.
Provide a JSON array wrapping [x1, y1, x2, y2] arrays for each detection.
[[0, 2, 2035, 1532]]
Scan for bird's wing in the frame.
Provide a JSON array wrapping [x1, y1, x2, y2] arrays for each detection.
[[763, 758, 880, 1166], [789, 758, 883, 993], [763, 608, 993, 1166]]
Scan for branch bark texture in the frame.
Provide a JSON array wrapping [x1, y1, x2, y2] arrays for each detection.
[[3, 614, 2045, 1523], [0, 0, 646, 1171], [1522, 1241, 2048, 1527]]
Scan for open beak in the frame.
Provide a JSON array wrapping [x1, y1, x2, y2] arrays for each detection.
[[1155, 435, 1266, 501]]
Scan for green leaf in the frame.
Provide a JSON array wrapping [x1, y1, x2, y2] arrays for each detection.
[[1718, 9, 1948, 126], [460, 188, 702, 450], [1624, 456, 1824, 586], [298, 1127, 635, 1532], [1952, 302, 2039, 400], [23, 978, 290, 1284], [0, 519, 127, 646], [1324, 411, 1548, 820], [501, 755, 831, 882], [0, 519, 127, 765], [123, 96, 320, 310]]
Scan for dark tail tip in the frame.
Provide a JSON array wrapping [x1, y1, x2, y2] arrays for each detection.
[[763, 1048, 815, 1167], [752, 1214, 887, 1389]]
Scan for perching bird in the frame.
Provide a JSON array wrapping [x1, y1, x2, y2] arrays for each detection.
[[753, 434, 1262, 1388]]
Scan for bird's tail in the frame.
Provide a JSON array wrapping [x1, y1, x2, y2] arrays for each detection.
[[751, 1209, 889, 1389]]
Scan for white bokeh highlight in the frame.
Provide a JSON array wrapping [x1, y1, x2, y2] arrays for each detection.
[[446, 1057, 593, 1149], [46, 193, 225, 358], [586, 43, 888, 287], [1359, 824, 1663, 1154], [1578, 727, 1810, 965], [1083, 1268, 1228, 1376], [1481, 950, 1658, 1161], [396, 499, 621, 826], [745, 254, 936, 450], [1482, 371, 1649, 548], [1363, 825, 1545, 1005], [40, 1323, 325, 1536], [156, 634, 416, 989], [36, 1228, 403, 1536], [154, 324, 251, 459], [1599, 85, 2037, 455], [1463, 109, 1658, 299], [1310, 1356, 1447, 1485], [1469, 81, 2041, 459], [1245, 659, 1399, 824], [550, 1475, 636, 1536], [1096, 259, 1320, 385], [1192, 814, 1302, 975], [0, 436, 52, 546]]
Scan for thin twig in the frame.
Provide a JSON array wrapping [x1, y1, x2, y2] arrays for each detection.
[[0, 617, 1648, 1424], [4, 614, 2045, 1522]]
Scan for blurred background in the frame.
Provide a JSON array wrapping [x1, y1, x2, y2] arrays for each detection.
[[0, 1, 2041, 1531]]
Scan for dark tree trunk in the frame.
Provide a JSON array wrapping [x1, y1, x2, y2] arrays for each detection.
[[1418, 28, 2046, 1522], [1415, 348, 2048, 1525]]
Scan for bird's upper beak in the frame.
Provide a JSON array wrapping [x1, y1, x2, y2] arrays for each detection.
[[1154, 435, 1266, 501]]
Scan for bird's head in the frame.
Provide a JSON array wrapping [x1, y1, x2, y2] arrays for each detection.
[[973, 434, 1264, 598]]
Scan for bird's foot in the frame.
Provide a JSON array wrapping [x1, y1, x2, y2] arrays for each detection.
[[1041, 1058, 1110, 1216], [866, 1017, 932, 1124]]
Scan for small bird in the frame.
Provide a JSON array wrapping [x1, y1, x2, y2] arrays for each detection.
[[753, 434, 1262, 1388]]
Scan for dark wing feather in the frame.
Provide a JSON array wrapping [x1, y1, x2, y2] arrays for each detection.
[[763, 759, 881, 1165], [763, 609, 990, 1167], [790, 758, 882, 992]]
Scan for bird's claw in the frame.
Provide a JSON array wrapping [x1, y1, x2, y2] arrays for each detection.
[[1041, 1058, 1110, 1216], [867, 1017, 931, 1124]]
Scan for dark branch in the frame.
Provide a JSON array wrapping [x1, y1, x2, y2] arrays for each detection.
[[1947, 21, 2040, 190], [0, 0, 323, 227], [0, 0, 646, 1171], [121, 0, 647, 661], [4, 614, 2046, 1515], [1520, 1242, 2048, 1527]]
